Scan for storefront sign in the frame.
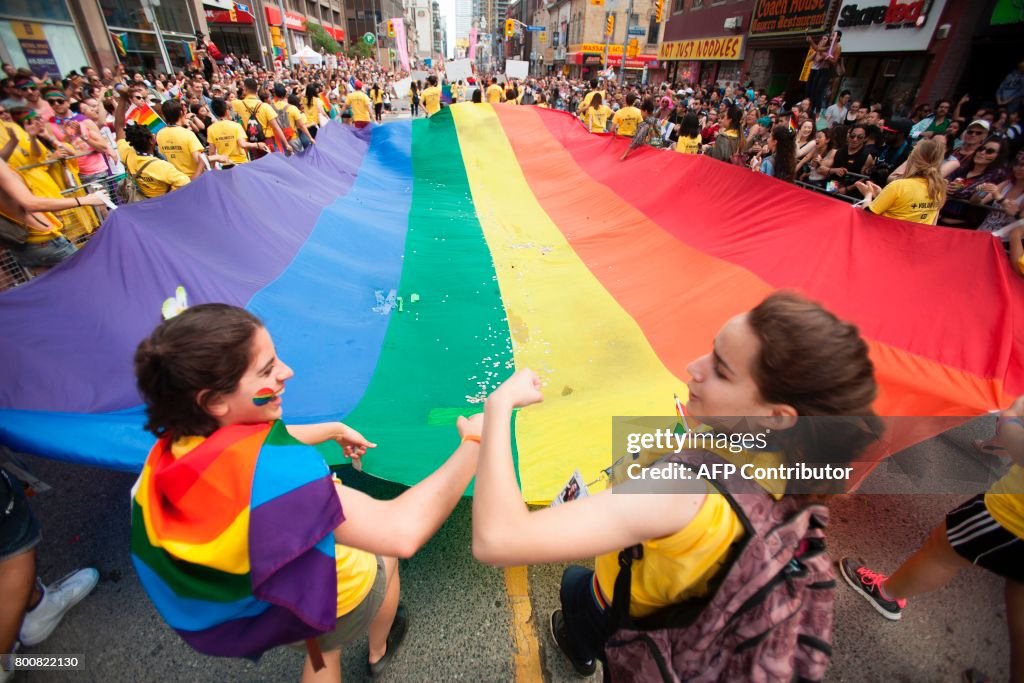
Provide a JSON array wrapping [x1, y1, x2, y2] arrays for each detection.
[[657, 36, 745, 61], [12, 22, 60, 79], [837, 0, 946, 53], [750, 0, 834, 36], [284, 11, 306, 31], [572, 43, 623, 54], [205, 8, 254, 24]]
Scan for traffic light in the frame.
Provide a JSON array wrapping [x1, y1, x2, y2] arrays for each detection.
[[387, 20, 395, 37], [605, 13, 614, 37], [654, 0, 664, 22], [505, 19, 515, 38]]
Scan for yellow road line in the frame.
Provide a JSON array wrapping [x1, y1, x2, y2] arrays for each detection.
[[504, 565, 544, 682]]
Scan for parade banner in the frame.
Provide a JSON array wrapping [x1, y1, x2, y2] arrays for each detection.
[[468, 26, 478, 61], [392, 17, 410, 71], [1, 109, 1021, 503]]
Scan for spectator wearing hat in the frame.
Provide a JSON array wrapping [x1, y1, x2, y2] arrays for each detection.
[[14, 77, 53, 121], [952, 120, 990, 164]]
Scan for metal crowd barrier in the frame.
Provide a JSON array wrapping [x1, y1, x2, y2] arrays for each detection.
[[1, 153, 127, 293]]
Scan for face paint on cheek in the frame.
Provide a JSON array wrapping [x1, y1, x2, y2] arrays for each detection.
[[252, 388, 276, 406]]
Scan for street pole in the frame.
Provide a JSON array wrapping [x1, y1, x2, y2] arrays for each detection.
[[371, 0, 383, 62], [618, 0, 633, 87], [602, 11, 610, 76], [235, 3, 269, 69], [141, 0, 173, 74]]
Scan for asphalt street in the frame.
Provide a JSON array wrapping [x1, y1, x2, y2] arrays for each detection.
[[4, 413, 1014, 683]]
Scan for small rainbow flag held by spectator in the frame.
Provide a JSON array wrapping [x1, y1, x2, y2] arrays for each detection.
[[183, 41, 196, 65], [441, 84, 452, 104], [127, 101, 166, 135], [111, 32, 127, 58]]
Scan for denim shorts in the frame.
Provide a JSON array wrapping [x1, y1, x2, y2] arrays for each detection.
[[11, 236, 77, 268], [0, 467, 42, 563]]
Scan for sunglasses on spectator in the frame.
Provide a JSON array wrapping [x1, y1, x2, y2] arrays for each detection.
[[18, 85, 36, 91], [50, 98, 66, 104], [848, 133, 866, 140], [978, 147, 1000, 154]]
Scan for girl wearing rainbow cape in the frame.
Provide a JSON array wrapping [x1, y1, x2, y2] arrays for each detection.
[[130, 304, 482, 682]]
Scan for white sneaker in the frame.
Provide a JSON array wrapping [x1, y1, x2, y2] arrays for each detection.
[[19, 568, 99, 647]]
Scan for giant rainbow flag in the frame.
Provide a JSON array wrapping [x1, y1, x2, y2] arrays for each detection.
[[1, 106, 1022, 502]]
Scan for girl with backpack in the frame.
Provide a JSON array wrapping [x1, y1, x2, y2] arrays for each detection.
[[472, 292, 882, 680], [131, 304, 483, 682], [410, 82, 420, 118]]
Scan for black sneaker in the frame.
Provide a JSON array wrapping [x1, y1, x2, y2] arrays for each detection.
[[839, 557, 906, 621], [368, 604, 408, 677], [549, 609, 596, 677]]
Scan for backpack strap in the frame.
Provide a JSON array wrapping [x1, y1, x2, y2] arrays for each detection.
[[130, 158, 158, 187], [607, 544, 643, 632]]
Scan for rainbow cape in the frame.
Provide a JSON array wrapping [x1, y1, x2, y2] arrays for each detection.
[[127, 101, 165, 134], [1, 106, 1022, 503], [130, 421, 342, 658]]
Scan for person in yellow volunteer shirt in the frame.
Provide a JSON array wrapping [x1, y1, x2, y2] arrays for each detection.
[[271, 84, 313, 152], [370, 83, 385, 123], [114, 89, 190, 199], [231, 78, 290, 157], [486, 78, 505, 104], [348, 80, 373, 128], [854, 139, 945, 225], [471, 293, 884, 677], [841, 392, 1024, 683], [674, 113, 702, 155], [207, 99, 268, 166], [420, 76, 442, 117], [610, 93, 643, 137], [0, 157, 107, 270], [583, 93, 612, 133], [577, 79, 607, 117], [157, 100, 205, 180]]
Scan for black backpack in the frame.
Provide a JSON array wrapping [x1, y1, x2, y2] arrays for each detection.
[[243, 101, 266, 144]]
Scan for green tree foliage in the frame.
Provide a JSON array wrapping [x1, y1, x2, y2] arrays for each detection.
[[307, 22, 341, 54]]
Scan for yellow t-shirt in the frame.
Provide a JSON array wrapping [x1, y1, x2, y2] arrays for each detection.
[[595, 483, 744, 617], [578, 90, 607, 115], [271, 101, 302, 138], [155, 125, 204, 177], [371, 89, 384, 105], [206, 120, 249, 165], [421, 86, 442, 116], [676, 134, 701, 155], [585, 105, 613, 133], [985, 464, 1024, 539], [304, 98, 325, 125], [169, 435, 378, 618], [486, 84, 505, 104], [232, 96, 277, 139], [347, 91, 372, 122], [612, 106, 643, 137], [117, 139, 190, 198], [868, 177, 939, 225]]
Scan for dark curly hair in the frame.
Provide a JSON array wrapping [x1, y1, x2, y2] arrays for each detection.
[[134, 304, 263, 438]]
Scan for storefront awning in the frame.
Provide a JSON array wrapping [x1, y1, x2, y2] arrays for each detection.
[[205, 8, 254, 24]]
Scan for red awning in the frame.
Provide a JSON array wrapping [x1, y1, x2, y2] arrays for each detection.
[[264, 5, 282, 25], [326, 25, 345, 40], [205, 8, 254, 24]]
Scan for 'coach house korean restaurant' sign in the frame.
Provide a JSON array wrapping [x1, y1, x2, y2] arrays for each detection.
[[836, 0, 947, 53], [658, 35, 745, 61], [750, 0, 834, 36]]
